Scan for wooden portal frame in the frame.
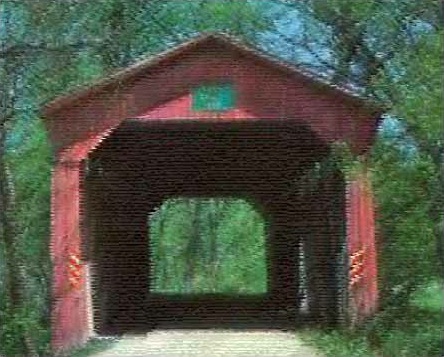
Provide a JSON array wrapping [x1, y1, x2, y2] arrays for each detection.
[[82, 119, 339, 334], [42, 33, 382, 354]]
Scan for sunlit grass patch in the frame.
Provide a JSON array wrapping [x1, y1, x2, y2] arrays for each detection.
[[300, 280, 443, 357], [299, 328, 375, 357], [411, 279, 443, 312]]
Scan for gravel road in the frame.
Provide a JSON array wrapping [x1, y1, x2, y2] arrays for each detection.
[[90, 330, 322, 357]]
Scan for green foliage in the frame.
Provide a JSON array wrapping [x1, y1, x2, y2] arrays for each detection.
[[0, 304, 51, 356], [0, 119, 52, 356], [372, 137, 439, 291], [149, 197, 268, 295], [287, 1, 443, 355], [370, 30, 443, 310], [365, 280, 443, 357], [330, 141, 365, 181], [300, 328, 374, 357], [161, 0, 272, 37], [301, 281, 444, 357], [374, 31, 443, 150], [411, 280, 443, 311], [294, 0, 443, 308]]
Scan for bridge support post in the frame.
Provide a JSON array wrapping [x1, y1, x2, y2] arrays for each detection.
[[346, 168, 379, 326], [51, 159, 90, 355]]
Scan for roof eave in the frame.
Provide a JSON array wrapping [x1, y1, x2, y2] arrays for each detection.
[[41, 32, 387, 119]]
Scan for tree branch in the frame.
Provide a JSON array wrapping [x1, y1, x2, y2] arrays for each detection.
[[0, 39, 104, 59]]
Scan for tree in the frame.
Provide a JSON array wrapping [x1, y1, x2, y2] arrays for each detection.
[[274, 0, 443, 308]]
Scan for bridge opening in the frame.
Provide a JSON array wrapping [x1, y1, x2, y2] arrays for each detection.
[[148, 197, 268, 296]]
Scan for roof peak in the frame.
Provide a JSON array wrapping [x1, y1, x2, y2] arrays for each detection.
[[42, 32, 384, 117]]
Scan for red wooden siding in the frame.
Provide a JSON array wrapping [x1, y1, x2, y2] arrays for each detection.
[[42, 35, 382, 354], [347, 171, 378, 320], [46, 41, 380, 163], [51, 161, 89, 350]]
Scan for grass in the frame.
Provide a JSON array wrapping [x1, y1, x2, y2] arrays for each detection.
[[301, 279, 444, 357], [411, 280, 442, 311], [300, 328, 375, 357], [69, 337, 118, 357]]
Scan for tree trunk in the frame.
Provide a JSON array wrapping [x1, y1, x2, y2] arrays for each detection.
[[184, 199, 202, 292], [0, 130, 37, 356], [157, 203, 168, 291], [208, 199, 219, 292], [431, 150, 444, 280]]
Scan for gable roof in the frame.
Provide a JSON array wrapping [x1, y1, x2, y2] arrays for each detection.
[[42, 33, 384, 117]]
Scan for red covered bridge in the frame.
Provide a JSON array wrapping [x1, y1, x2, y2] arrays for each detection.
[[42, 33, 382, 354]]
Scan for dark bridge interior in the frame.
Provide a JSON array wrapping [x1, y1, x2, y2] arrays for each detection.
[[82, 119, 347, 335]]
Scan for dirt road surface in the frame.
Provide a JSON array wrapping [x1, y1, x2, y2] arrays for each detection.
[[90, 330, 322, 357]]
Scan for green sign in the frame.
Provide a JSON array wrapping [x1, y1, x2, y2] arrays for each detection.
[[192, 83, 235, 111]]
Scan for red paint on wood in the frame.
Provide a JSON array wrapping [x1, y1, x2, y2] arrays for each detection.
[[44, 36, 382, 352], [51, 161, 89, 353], [346, 172, 379, 321], [45, 41, 380, 163]]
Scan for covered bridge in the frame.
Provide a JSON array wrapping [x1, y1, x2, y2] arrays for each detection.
[[42, 33, 382, 354]]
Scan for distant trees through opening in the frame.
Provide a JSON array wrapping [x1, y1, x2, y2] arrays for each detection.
[[148, 197, 268, 295]]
